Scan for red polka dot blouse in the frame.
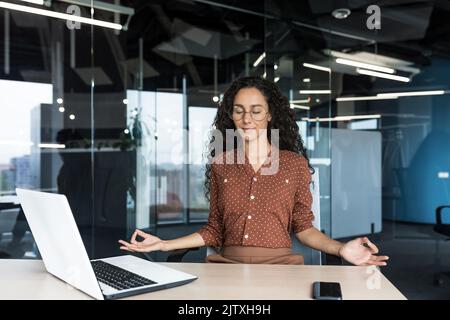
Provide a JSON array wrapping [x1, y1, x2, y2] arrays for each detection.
[[197, 147, 314, 248]]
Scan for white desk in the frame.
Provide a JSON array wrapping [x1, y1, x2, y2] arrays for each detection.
[[0, 259, 406, 300]]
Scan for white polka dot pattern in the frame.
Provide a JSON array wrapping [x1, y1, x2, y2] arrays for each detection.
[[197, 148, 314, 248]]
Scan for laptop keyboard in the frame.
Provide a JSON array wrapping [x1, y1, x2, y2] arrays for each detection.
[[91, 260, 157, 291]]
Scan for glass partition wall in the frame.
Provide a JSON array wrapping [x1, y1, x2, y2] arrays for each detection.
[[0, 2, 94, 258], [0, 0, 333, 261]]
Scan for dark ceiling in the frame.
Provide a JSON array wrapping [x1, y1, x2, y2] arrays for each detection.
[[1, 0, 450, 95]]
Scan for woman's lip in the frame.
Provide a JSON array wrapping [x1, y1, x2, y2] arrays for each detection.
[[242, 128, 256, 131]]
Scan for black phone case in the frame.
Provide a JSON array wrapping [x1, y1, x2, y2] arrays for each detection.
[[312, 282, 343, 300]]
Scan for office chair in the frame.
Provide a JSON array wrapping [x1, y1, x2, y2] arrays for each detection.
[[166, 169, 343, 265], [433, 205, 450, 286]]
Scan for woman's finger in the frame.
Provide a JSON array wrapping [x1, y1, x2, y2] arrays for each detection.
[[130, 230, 138, 244], [120, 246, 134, 252], [119, 237, 155, 253], [363, 238, 379, 254], [135, 229, 150, 239], [126, 243, 139, 250], [130, 247, 151, 253], [120, 242, 149, 252], [119, 241, 140, 251], [370, 255, 389, 262], [367, 260, 387, 266], [118, 240, 131, 246], [119, 244, 135, 252]]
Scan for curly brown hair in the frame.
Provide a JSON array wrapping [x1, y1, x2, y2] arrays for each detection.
[[204, 76, 313, 200]]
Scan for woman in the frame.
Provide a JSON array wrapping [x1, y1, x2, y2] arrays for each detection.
[[119, 77, 389, 266]]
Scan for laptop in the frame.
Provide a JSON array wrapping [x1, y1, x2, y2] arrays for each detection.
[[16, 188, 198, 300]]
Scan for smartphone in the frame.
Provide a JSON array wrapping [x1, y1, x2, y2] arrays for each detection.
[[312, 281, 342, 300]]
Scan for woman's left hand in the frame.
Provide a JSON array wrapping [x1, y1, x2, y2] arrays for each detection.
[[338, 237, 389, 266]]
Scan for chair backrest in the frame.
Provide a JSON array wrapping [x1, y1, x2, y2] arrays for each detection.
[[292, 167, 321, 264], [206, 168, 322, 265]]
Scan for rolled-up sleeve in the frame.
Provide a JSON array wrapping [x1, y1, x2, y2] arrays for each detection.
[[291, 159, 314, 234], [197, 165, 224, 247]]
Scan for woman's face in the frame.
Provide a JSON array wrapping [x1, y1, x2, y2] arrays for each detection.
[[231, 87, 272, 142]]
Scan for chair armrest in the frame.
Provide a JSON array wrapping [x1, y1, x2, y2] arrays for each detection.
[[436, 205, 450, 225], [166, 247, 345, 264], [138, 252, 154, 262], [323, 253, 344, 265], [166, 247, 200, 262]]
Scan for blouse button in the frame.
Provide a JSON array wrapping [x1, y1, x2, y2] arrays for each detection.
[[224, 179, 228, 183], [248, 215, 252, 220], [253, 177, 257, 182], [244, 234, 249, 239], [250, 195, 255, 200], [285, 179, 289, 184]]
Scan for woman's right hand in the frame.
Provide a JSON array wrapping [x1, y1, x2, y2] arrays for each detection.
[[118, 229, 167, 253]]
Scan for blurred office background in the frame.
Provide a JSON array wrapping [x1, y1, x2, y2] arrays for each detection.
[[0, 0, 449, 299]]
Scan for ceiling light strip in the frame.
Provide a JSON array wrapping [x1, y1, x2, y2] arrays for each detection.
[[336, 58, 395, 74], [290, 104, 310, 110], [357, 68, 410, 82], [377, 90, 446, 98], [38, 143, 66, 149], [299, 90, 331, 94], [336, 96, 398, 102], [253, 52, 266, 67], [303, 63, 331, 73], [0, 1, 123, 30], [302, 114, 381, 122], [19, 0, 44, 5]]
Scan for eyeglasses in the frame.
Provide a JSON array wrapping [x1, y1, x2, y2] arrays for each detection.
[[229, 106, 269, 121]]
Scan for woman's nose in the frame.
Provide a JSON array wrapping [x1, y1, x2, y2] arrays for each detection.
[[243, 112, 253, 123]]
